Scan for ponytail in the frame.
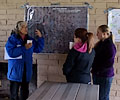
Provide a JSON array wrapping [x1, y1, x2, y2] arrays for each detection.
[[109, 32, 115, 43], [10, 29, 16, 35], [74, 28, 94, 53], [86, 32, 94, 53]]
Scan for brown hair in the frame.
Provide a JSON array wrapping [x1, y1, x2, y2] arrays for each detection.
[[74, 28, 94, 53]]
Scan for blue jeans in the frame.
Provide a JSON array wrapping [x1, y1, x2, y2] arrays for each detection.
[[92, 75, 113, 100]]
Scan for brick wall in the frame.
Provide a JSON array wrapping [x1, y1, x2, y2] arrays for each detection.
[[0, 0, 120, 99]]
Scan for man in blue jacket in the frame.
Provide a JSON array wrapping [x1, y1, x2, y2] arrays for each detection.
[[5, 21, 44, 100]]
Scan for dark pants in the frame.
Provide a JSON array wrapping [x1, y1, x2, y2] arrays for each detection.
[[66, 74, 91, 84], [10, 66, 29, 100], [92, 75, 113, 100]]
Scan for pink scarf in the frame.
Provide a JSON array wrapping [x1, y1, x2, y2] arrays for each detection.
[[74, 42, 87, 53]]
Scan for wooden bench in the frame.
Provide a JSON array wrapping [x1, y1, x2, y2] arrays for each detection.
[[27, 81, 99, 100]]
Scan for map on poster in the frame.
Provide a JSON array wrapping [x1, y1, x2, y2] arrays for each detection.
[[25, 6, 88, 53], [108, 9, 120, 42]]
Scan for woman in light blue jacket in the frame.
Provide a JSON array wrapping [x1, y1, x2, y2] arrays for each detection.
[[5, 21, 44, 100]]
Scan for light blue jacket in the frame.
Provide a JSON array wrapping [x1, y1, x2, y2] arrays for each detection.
[[5, 33, 44, 82]]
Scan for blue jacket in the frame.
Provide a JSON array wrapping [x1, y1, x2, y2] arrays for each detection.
[[5, 33, 44, 82]]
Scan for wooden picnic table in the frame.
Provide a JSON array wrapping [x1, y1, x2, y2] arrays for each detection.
[[27, 81, 99, 100]]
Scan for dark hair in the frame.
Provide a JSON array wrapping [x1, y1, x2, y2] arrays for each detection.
[[98, 25, 114, 43], [74, 28, 94, 53], [74, 28, 87, 43]]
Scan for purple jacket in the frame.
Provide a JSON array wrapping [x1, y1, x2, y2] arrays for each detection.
[[91, 38, 116, 77]]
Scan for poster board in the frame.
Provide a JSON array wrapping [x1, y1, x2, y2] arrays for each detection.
[[25, 6, 88, 53], [108, 9, 120, 42]]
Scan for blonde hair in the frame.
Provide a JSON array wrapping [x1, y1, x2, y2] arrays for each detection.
[[98, 25, 114, 43]]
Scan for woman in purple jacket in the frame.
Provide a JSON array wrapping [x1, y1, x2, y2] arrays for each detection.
[[91, 25, 116, 100]]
